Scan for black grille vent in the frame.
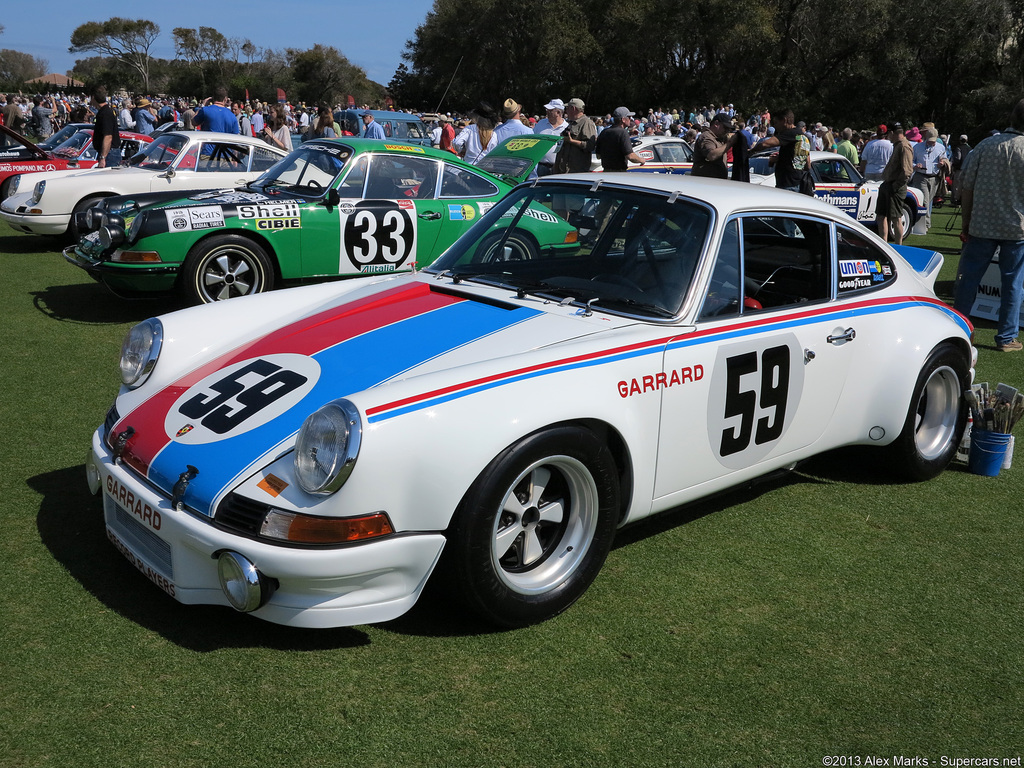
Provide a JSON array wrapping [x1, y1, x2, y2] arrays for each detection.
[[215, 493, 271, 536], [102, 403, 120, 441]]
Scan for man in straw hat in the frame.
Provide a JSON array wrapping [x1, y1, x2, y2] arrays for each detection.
[[495, 98, 533, 143]]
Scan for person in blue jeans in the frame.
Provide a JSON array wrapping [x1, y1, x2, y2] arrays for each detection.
[[953, 100, 1024, 352]]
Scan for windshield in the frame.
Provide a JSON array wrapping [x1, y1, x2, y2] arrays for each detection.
[[129, 134, 189, 170], [255, 142, 350, 194], [51, 130, 93, 158], [429, 183, 712, 319]]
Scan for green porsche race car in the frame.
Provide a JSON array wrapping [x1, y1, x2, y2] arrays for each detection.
[[65, 136, 562, 304]]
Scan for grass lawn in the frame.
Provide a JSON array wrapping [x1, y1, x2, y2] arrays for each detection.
[[1, 207, 1022, 768]]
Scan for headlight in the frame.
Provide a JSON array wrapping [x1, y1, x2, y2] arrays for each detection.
[[9, 175, 21, 195], [294, 399, 362, 494], [127, 211, 145, 242], [119, 318, 163, 388], [28, 180, 45, 206]]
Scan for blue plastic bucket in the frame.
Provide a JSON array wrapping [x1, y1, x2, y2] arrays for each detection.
[[968, 430, 1012, 477]]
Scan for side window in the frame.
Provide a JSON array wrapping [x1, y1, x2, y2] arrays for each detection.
[[836, 225, 896, 294], [699, 219, 741, 319], [656, 143, 692, 163], [197, 143, 248, 172], [251, 146, 280, 172], [337, 155, 367, 198], [740, 216, 831, 310], [440, 165, 500, 198], [365, 155, 438, 200], [382, 122, 394, 138], [812, 159, 853, 183]]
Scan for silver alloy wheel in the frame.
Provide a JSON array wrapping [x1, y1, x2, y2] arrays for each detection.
[[913, 364, 961, 461], [198, 244, 263, 302], [490, 455, 599, 595]]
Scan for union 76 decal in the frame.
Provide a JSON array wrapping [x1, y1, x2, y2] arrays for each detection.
[[165, 354, 320, 444], [706, 335, 804, 469]]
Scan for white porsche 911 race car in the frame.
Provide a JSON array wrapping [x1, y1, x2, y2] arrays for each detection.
[[85, 173, 975, 629]]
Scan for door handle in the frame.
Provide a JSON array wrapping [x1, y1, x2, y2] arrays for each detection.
[[418, 211, 442, 220], [827, 327, 857, 344]]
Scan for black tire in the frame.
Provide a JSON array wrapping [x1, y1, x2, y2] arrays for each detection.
[[884, 342, 968, 480], [68, 195, 107, 240], [0, 177, 13, 203], [899, 202, 914, 237], [448, 426, 620, 627], [181, 234, 275, 305], [478, 230, 538, 263]]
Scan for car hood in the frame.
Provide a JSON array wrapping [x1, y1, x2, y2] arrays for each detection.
[[109, 276, 638, 516]]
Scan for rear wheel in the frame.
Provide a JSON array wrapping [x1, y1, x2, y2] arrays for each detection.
[[448, 426, 619, 627], [899, 202, 914, 237], [181, 234, 274, 304], [884, 342, 968, 480], [478, 231, 538, 262]]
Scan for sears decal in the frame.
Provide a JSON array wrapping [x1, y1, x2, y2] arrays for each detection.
[[340, 200, 416, 274], [239, 202, 302, 230], [165, 354, 321, 444], [706, 335, 804, 469], [165, 206, 226, 232]]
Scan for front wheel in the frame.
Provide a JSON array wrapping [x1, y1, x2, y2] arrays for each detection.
[[448, 426, 620, 627], [884, 342, 968, 480], [181, 234, 275, 304]]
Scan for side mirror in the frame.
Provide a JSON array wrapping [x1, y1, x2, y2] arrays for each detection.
[[159, 168, 175, 179], [322, 188, 341, 210]]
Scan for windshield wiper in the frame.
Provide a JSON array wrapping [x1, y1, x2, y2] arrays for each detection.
[[589, 296, 677, 318]]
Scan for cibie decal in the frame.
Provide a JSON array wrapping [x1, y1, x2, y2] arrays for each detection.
[[505, 138, 541, 151], [706, 335, 804, 469], [165, 354, 320, 445], [447, 204, 476, 221], [238, 202, 302, 231], [165, 206, 226, 232]]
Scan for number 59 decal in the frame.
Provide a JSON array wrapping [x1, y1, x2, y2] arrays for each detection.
[[166, 354, 321, 445], [706, 336, 804, 468]]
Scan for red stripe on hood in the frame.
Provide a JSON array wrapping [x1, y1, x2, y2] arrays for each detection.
[[113, 282, 460, 477]]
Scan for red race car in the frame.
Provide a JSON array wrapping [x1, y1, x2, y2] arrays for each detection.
[[0, 123, 151, 200]]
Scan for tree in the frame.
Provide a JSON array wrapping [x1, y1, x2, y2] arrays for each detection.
[[0, 49, 47, 89], [69, 18, 159, 91], [288, 44, 382, 107], [173, 26, 229, 93]]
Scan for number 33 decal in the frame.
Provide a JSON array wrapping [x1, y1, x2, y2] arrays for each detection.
[[707, 337, 804, 468]]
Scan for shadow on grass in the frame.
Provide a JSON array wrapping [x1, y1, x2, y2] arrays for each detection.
[[31, 465, 370, 651], [0, 234, 63, 254], [31, 282, 180, 325]]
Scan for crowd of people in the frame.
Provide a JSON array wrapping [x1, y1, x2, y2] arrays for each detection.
[[2, 86, 1022, 352]]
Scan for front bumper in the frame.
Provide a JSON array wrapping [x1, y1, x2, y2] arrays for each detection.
[[0, 209, 70, 235], [89, 428, 447, 628], [64, 246, 181, 294]]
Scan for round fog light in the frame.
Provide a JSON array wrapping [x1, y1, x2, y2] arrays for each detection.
[[217, 551, 267, 613], [85, 452, 102, 495]]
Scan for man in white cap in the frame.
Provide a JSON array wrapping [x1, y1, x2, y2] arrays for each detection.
[[494, 98, 533, 143], [910, 127, 950, 229], [533, 98, 568, 174]]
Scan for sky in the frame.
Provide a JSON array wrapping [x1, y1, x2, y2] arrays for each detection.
[[2, 0, 432, 88]]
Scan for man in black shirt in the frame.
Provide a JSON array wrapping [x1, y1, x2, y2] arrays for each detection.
[[92, 86, 122, 168], [756, 109, 804, 191], [595, 107, 646, 172]]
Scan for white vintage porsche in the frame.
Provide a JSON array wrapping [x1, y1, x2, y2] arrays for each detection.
[[0, 131, 286, 238], [85, 175, 975, 629]]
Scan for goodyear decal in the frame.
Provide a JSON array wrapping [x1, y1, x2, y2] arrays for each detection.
[[505, 138, 541, 151], [111, 283, 541, 516], [383, 144, 425, 153], [448, 204, 476, 221]]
